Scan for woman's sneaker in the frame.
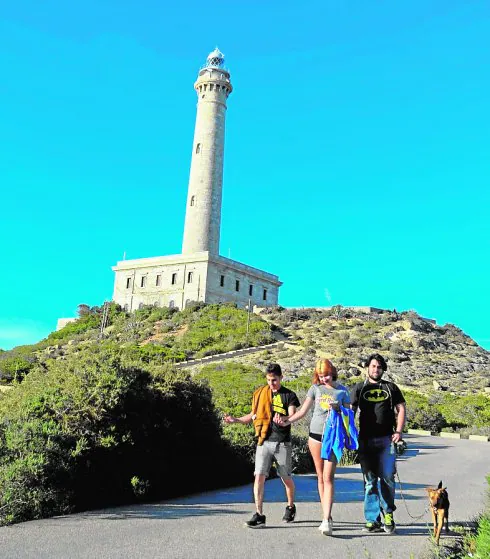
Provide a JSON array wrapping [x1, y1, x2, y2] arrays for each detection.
[[319, 518, 333, 536], [363, 521, 383, 533], [282, 504, 296, 523], [245, 512, 266, 528], [383, 513, 396, 534]]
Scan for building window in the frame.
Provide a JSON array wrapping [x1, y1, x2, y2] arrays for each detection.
[[249, 285, 253, 296], [195, 143, 201, 154], [220, 275, 225, 287], [140, 276, 147, 288], [156, 274, 161, 287], [187, 271, 193, 283], [169, 300, 175, 308], [123, 304, 129, 312], [171, 273, 177, 285], [138, 302, 144, 309], [235, 280, 240, 292], [126, 277, 131, 289], [263, 289, 267, 301], [190, 195, 195, 206]]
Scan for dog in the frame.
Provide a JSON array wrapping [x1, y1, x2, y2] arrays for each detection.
[[426, 481, 450, 545]]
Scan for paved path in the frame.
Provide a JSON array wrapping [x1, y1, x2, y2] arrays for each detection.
[[1, 435, 489, 558]]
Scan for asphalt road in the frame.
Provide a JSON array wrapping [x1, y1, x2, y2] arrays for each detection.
[[1, 435, 489, 559]]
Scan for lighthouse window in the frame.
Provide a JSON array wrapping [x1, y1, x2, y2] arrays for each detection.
[[140, 276, 147, 288], [126, 277, 131, 289], [195, 143, 201, 154], [190, 195, 195, 206], [220, 275, 225, 287], [249, 285, 253, 296], [156, 274, 162, 287], [235, 280, 240, 292], [209, 84, 214, 91], [263, 289, 267, 301], [187, 272, 193, 283], [171, 273, 177, 285]]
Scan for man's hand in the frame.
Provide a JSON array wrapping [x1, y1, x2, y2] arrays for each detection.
[[273, 412, 288, 426], [223, 415, 236, 424], [391, 431, 402, 443], [329, 401, 340, 412]]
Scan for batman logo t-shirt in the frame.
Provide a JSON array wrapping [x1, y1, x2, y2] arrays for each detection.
[[350, 381, 405, 439]]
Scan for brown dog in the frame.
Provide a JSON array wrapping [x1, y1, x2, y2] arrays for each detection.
[[426, 481, 450, 545]]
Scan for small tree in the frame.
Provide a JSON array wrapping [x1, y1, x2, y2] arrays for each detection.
[[77, 304, 91, 317]]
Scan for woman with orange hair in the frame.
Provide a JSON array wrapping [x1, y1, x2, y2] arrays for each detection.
[[273, 359, 350, 536]]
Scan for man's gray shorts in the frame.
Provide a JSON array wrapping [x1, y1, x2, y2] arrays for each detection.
[[254, 441, 293, 478]]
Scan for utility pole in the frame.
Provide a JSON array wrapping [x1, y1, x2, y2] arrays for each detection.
[[246, 298, 252, 337], [99, 301, 110, 336]]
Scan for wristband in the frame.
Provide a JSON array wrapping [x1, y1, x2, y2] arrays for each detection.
[[394, 431, 402, 435]]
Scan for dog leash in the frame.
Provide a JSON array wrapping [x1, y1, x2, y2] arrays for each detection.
[[395, 469, 430, 523]]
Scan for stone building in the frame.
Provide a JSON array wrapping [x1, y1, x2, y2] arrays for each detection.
[[112, 49, 281, 312]]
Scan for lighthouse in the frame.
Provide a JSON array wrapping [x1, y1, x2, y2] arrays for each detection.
[[112, 49, 281, 312], [182, 48, 232, 256]]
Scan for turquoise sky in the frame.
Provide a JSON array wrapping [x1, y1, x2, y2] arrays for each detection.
[[1, 1, 489, 350]]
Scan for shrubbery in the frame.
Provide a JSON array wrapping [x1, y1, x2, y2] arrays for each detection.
[[404, 390, 490, 433], [0, 354, 37, 382], [0, 348, 250, 525]]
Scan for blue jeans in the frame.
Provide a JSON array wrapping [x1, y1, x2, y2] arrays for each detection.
[[358, 436, 396, 523]]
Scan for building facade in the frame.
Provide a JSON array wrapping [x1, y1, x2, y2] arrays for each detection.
[[112, 49, 281, 311]]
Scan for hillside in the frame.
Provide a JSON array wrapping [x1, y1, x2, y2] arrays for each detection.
[[256, 306, 490, 394], [1, 303, 489, 396]]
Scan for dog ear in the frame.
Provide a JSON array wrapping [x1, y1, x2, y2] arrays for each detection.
[[437, 481, 443, 489]]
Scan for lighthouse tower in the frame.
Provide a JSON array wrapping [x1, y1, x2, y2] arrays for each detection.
[[182, 48, 232, 256]]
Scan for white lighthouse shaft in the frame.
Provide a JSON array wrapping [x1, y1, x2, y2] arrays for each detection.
[[182, 49, 232, 256]]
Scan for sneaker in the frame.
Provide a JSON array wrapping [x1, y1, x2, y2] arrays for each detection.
[[245, 512, 266, 528], [319, 518, 333, 536], [383, 513, 396, 534], [282, 504, 296, 523], [363, 521, 383, 533]]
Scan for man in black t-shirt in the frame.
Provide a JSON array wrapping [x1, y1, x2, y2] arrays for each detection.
[[351, 354, 406, 534], [224, 363, 300, 528]]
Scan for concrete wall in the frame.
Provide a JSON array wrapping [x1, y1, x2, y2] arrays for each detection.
[[113, 253, 209, 312], [56, 318, 77, 331], [205, 256, 280, 308], [112, 253, 280, 311]]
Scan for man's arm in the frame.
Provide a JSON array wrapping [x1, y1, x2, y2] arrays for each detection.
[[287, 404, 297, 418], [392, 402, 406, 443], [350, 385, 360, 416], [223, 411, 253, 425]]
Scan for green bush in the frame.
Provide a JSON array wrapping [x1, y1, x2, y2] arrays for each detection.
[[0, 355, 36, 382], [404, 391, 446, 432], [0, 348, 250, 525]]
